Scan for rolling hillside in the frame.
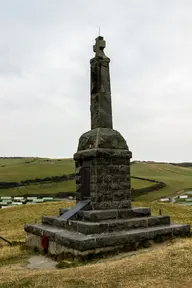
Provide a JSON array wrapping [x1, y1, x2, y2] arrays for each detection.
[[0, 158, 192, 201], [131, 162, 192, 201], [0, 158, 74, 181]]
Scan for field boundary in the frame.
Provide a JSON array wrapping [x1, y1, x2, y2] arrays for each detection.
[[131, 176, 166, 198], [0, 173, 166, 198], [0, 174, 75, 189]]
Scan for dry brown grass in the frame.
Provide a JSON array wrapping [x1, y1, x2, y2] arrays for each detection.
[[1, 201, 192, 288], [0, 201, 73, 241]]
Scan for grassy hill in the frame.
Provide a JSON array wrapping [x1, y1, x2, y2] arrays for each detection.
[[0, 158, 74, 181], [0, 178, 153, 197], [0, 181, 76, 197], [1, 201, 192, 287], [0, 158, 192, 201], [132, 162, 192, 201]]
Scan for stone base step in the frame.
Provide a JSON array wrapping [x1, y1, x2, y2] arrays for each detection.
[[42, 215, 171, 234], [59, 208, 69, 216], [77, 207, 151, 221], [24, 223, 190, 253]]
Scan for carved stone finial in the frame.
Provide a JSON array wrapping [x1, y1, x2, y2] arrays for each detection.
[[93, 36, 106, 57]]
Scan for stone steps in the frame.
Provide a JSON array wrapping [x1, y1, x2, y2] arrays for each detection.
[[77, 207, 151, 221], [24, 223, 190, 253], [42, 215, 171, 234]]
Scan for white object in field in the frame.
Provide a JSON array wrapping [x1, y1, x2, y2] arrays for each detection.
[[27, 197, 37, 200], [1, 196, 12, 200], [160, 198, 170, 202], [12, 202, 23, 206]]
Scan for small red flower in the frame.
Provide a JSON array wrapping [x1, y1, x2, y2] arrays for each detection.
[[40, 233, 49, 249]]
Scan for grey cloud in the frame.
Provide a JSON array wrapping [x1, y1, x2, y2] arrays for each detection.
[[0, 0, 192, 161]]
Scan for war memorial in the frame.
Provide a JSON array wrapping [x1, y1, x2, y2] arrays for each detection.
[[24, 36, 190, 258]]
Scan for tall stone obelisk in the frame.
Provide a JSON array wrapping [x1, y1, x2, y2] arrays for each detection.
[[74, 35, 132, 209]]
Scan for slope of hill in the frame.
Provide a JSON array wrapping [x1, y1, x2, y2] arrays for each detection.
[[0, 158, 192, 201], [131, 162, 192, 201], [0, 158, 74, 181], [0, 158, 154, 198]]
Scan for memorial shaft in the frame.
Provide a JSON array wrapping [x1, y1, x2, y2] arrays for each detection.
[[90, 36, 113, 129]]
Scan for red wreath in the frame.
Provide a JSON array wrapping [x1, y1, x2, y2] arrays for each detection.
[[40, 233, 49, 249]]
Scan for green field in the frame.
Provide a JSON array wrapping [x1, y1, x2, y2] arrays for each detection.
[[0, 158, 192, 201], [0, 158, 74, 181], [131, 162, 192, 201], [0, 180, 76, 197], [0, 179, 153, 197], [131, 178, 154, 189]]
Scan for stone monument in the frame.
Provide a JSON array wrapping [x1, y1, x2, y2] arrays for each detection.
[[74, 36, 132, 209], [24, 36, 190, 258]]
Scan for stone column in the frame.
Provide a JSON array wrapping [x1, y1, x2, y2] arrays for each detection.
[[90, 36, 113, 129], [74, 35, 132, 209]]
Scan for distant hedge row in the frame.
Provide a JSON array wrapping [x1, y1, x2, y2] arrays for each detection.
[[0, 173, 166, 198], [16, 191, 77, 198], [0, 174, 75, 189], [131, 160, 192, 167], [131, 176, 166, 198], [170, 162, 192, 167]]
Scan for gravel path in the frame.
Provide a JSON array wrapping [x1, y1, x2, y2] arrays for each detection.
[[27, 255, 57, 269]]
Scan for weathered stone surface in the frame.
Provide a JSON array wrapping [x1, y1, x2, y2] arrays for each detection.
[[90, 36, 112, 130], [77, 128, 128, 151], [78, 207, 151, 221], [74, 147, 132, 207], [42, 215, 171, 235], [74, 148, 132, 161], [92, 200, 131, 210], [147, 215, 170, 227], [25, 233, 132, 257], [42, 216, 67, 228], [24, 223, 190, 253], [24, 224, 60, 242], [59, 208, 69, 216]]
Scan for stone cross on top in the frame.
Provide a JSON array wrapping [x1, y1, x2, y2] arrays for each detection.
[[93, 36, 106, 57]]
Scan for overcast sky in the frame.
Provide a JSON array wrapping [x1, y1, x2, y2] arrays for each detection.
[[0, 0, 192, 162]]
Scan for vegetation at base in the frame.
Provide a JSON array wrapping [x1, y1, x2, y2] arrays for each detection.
[[1, 201, 192, 287], [174, 198, 187, 203]]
